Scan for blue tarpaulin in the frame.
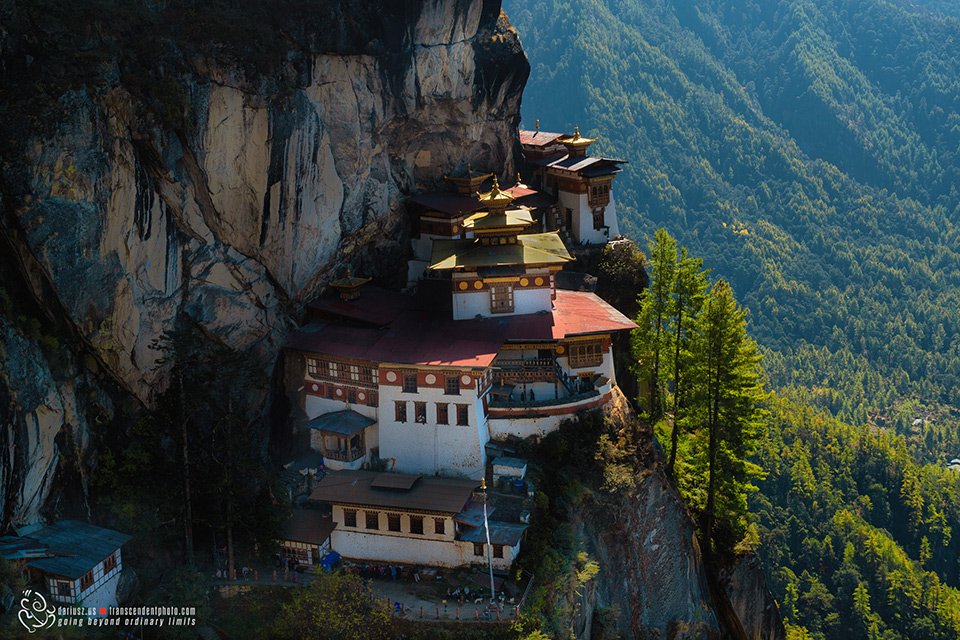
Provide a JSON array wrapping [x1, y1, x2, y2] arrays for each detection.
[[320, 551, 340, 570]]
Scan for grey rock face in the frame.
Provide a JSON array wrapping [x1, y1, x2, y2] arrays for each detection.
[[0, 0, 528, 523]]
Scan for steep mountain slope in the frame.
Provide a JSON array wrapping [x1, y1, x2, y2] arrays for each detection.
[[506, 0, 960, 434], [507, 0, 960, 637]]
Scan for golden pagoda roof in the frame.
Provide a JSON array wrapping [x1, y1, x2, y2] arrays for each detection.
[[556, 125, 598, 148], [330, 269, 371, 290], [444, 164, 493, 184], [463, 208, 535, 232], [429, 232, 573, 270], [477, 176, 515, 208]]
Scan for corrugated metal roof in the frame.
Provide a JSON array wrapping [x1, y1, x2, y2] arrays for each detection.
[[409, 192, 486, 216], [285, 290, 636, 367], [0, 536, 50, 561], [519, 130, 564, 146], [26, 521, 130, 579], [310, 470, 478, 514], [429, 232, 573, 270], [282, 510, 336, 546], [459, 521, 528, 546], [463, 209, 534, 231], [304, 410, 375, 437], [453, 501, 495, 527], [370, 474, 420, 490]]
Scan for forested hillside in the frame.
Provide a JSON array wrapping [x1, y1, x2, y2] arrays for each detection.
[[504, 1, 960, 637]]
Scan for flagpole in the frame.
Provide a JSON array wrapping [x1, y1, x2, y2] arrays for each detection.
[[481, 478, 495, 603]]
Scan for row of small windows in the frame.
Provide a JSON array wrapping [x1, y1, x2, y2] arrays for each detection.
[[473, 542, 505, 559], [308, 359, 378, 387], [343, 509, 446, 536], [568, 342, 603, 368], [395, 402, 469, 425], [402, 371, 461, 395]]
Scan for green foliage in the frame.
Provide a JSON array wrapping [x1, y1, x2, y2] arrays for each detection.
[[755, 393, 960, 639], [271, 572, 391, 640]]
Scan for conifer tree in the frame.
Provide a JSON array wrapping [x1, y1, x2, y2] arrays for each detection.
[[668, 246, 708, 475], [634, 229, 677, 420], [693, 280, 768, 556]]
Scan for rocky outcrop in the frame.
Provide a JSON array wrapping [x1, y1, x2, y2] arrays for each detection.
[[718, 554, 787, 640], [0, 0, 528, 524], [583, 471, 721, 639]]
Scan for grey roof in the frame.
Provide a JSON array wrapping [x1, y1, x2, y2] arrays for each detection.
[[0, 536, 49, 561], [282, 510, 336, 546], [310, 470, 478, 514], [460, 521, 529, 546], [492, 457, 528, 469], [26, 521, 131, 579], [305, 410, 375, 437], [453, 501, 496, 527]]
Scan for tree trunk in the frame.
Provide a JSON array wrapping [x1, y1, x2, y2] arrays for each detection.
[[668, 291, 684, 476], [179, 369, 194, 564]]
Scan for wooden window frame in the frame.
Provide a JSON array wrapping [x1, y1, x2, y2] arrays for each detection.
[[388, 514, 401, 532], [395, 401, 407, 423], [103, 553, 117, 574], [568, 342, 603, 368], [445, 374, 460, 395], [365, 511, 379, 530], [402, 370, 418, 393], [409, 516, 424, 535], [493, 544, 504, 559], [473, 542, 485, 557], [343, 509, 357, 528], [415, 402, 427, 423], [456, 404, 469, 426], [79, 571, 94, 592], [436, 403, 449, 425], [57, 581, 71, 597], [490, 284, 514, 314], [434, 518, 446, 535]]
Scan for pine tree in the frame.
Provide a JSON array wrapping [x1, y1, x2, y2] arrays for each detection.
[[693, 280, 768, 555], [634, 228, 677, 420], [667, 246, 708, 476]]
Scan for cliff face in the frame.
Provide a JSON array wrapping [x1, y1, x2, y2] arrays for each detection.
[[0, 0, 527, 525]]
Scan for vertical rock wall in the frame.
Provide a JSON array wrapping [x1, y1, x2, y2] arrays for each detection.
[[0, 0, 528, 524]]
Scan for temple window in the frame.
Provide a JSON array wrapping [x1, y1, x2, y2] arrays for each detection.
[[436, 403, 449, 425], [415, 402, 427, 423], [395, 401, 407, 423], [410, 516, 424, 535], [569, 342, 603, 368], [388, 514, 401, 532], [402, 371, 418, 393], [344, 509, 357, 527], [366, 511, 379, 530], [445, 374, 460, 395], [490, 284, 514, 314], [456, 404, 469, 426]]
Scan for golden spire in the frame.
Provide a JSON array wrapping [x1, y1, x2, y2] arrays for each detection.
[[535, 119, 539, 130], [574, 125, 579, 136]]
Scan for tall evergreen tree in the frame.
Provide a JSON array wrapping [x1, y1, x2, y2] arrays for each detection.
[[693, 280, 767, 556], [634, 228, 677, 420], [667, 247, 708, 476]]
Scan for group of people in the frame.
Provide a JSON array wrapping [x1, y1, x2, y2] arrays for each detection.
[[341, 562, 421, 582], [446, 586, 508, 607]]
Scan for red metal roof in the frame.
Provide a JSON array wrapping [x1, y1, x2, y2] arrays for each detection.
[[286, 289, 636, 368], [307, 286, 411, 327], [519, 130, 564, 147], [409, 192, 486, 216]]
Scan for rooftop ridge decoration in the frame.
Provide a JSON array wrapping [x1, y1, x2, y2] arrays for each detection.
[[556, 125, 598, 157], [477, 176, 515, 209]]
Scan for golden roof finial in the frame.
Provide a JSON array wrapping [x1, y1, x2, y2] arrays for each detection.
[[481, 477, 487, 491], [491, 175, 500, 190], [517, 172, 522, 184], [346, 266, 352, 278], [535, 119, 540, 130], [574, 125, 580, 137]]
